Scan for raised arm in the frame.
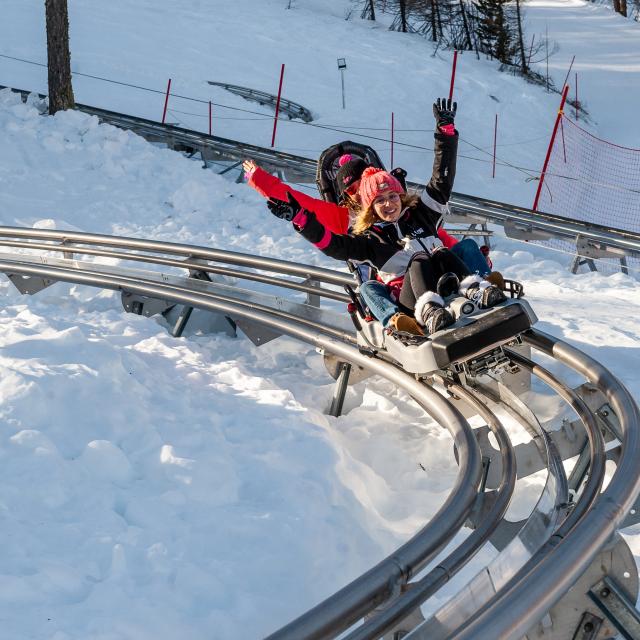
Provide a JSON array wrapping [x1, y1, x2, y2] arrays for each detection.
[[423, 98, 459, 208], [244, 160, 349, 234], [266, 193, 377, 264]]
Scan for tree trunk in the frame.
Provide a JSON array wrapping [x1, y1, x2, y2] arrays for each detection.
[[459, 0, 473, 50], [434, 0, 444, 39], [45, 0, 75, 114], [399, 0, 408, 32], [368, 0, 376, 20], [619, 0, 628, 16], [515, 0, 528, 74], [430, 0, 439, 40], [612, 0, 622, 12]]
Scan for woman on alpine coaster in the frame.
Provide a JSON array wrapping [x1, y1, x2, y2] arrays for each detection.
[[242, 153, 498, 281], [261, 98, 506, 336]]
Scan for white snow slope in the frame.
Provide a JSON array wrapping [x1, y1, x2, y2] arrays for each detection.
[[0, 1, 639, 639]]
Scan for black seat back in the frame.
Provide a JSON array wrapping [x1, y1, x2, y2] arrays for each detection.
[[316, 141, 385, 204]]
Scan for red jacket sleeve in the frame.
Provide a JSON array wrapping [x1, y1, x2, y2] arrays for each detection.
[[248, 167, 349, 235], [437, 228, 458, 248]]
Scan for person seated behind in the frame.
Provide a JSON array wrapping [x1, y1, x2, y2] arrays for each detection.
[[264, 101, 505, 335], [243, 157, 352, 235]]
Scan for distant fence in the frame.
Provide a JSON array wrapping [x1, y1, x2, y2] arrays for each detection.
[[536, 115, 640, 272]]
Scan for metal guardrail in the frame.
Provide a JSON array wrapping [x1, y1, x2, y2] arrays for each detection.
[[0, 233, 484, 639], [1, 231, 639, 638], [208, 81, 313, 122], [0, 85, 318, 179]]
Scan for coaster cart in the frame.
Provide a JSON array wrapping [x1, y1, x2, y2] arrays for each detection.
[[316, 142, 537, 402]]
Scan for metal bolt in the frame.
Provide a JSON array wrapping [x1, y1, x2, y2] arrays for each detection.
[[600, 588, 610, 598], [584, 622, 594, 632]]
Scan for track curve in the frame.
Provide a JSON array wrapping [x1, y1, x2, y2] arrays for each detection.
[[0, 230, 638, 639]]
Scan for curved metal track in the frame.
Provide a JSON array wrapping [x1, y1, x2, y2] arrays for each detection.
[[0, 230, 638, 640]]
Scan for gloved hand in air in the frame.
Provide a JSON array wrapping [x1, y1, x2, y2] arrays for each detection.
[[267, 192, 303, 222], [432, 97, 457, 135]]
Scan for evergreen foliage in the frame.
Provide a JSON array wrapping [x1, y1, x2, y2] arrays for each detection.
[[475, 0, 515, 63], [358, 0, 530, 75]]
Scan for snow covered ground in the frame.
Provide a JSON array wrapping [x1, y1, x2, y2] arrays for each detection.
[[0, 1, 640, 638], [2, 0, 639, 208]]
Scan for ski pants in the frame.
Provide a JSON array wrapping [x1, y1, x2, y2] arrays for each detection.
[[398, 250, 470, 312]]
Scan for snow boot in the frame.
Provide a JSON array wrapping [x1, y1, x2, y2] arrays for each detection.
[[459, 274, 506, 309], [388, 312, 424, 336], [414, 291, 455, 335], [436, 272, 460, 299], [485, 271, 505, 290]]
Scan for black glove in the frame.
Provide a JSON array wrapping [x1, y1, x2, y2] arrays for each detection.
[[432, 97, 457, 131], [390, 167, 407, 191], [267, 192, 302, 222]]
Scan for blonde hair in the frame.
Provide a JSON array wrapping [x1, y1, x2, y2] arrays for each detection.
[[352, 193, 419, 235], [340, 193, 360, 210]]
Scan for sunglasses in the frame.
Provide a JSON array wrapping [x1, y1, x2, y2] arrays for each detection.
[[372, 192, 401, 206], [344, 179, 361, 198]]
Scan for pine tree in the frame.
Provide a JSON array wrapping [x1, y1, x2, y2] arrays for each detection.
[[474, 0, 514, 64], [45, 0, 75, 114]]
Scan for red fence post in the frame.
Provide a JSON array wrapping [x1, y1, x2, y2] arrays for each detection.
[[533, 85, 570, 211], [449, 50, 458, 101], [161, 78, 172, 124], [492, 114, 498, 178], [209, 101, 212, 136], [271, 64, 285, 148], [391, 112, 394, 168]]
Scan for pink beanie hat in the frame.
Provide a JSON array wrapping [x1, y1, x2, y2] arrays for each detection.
[[357, 167, 404, 210]]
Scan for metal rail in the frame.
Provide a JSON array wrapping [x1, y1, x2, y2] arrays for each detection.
[[434, 329, 640, 640], [408, 346, 611, 639], [0, 231, 638, 638], [341, 381, 517, 640], [207, 81, 313, 122], [0, 226, 353, 288], [0, 239, 482, 640]]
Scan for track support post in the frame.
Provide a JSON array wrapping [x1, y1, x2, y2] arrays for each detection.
[[329, 362, 351, 417], [169, 266, 237, 339]]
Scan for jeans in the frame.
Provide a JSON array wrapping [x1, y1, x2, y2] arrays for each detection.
[[450, 238, 490, 276], [359, 280, 399, 327]]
